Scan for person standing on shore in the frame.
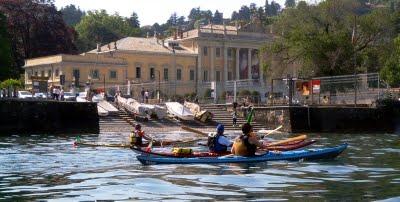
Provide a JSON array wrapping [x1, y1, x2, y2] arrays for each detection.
[[55, 87, 60, 100], [232, 111, 237, 127], [141, 88, 145, 103], [144, 89, 149, 103], [60, 88, 64, 101]]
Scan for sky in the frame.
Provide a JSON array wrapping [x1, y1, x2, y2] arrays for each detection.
[[54, 0, 291, 26]]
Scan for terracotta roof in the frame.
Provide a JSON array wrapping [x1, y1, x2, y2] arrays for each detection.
[[89, 37, 196, 55]]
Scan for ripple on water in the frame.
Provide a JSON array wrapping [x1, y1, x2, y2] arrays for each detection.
[[166, 173, 322, 189]]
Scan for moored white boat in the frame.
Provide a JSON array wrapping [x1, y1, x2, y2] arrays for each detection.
[[153, 105, 167, 119], [98, 100, 119, 116], [165, 102, 194, 121], [97, 105, 109, 116], [116, 96, 166, 119]]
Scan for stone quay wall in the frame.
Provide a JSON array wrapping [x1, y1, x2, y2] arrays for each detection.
[[253, 101, 400, 133], [0, 99, 99, 135]]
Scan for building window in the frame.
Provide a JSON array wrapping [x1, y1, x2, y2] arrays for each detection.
[[177, 69, 182, 81], [109, 70, 117, 79], [190, 70, 195, 81], [91, 69, 99, 79], [41, 70, 45, 77], [203, 47, 208, 56], [73, 69, 80, 79], [136, 67, 141, 78], [163, 68, 168, 81], [228, 48, 232, 58], [55, 69, 59, 77], [48, 70, 52, 78], [34, 71, 38, 76], [228, 72, 232, 80], [216, 71, 221, 82], [216, 48, 221, 57], [203, 70, 208, 81], [150, 67, 155, 80]]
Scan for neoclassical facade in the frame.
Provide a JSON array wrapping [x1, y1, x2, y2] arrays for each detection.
[[24, 23, 272, 97]]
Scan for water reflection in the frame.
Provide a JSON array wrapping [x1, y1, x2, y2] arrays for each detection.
[[0, 133, 399, 201]]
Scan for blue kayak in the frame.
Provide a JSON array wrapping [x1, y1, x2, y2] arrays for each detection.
[[134, 143, 348, 165]]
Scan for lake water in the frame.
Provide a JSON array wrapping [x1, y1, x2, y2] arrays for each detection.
[[0, 133, 399, 201]]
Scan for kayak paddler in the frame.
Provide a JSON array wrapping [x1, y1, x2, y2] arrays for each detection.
[[231, 123, 266, 156], [207, 124, 232, 153], [130, 124, 152, 146]]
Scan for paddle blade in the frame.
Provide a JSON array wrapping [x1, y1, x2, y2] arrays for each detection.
[[146, 139, 153, 152]]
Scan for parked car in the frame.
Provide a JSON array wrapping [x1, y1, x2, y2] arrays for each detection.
[[63, 92, 76, 101], [18, 91, 33, 99], [34, 92, 48, 99]]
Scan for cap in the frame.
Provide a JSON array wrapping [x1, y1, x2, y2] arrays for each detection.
[[216, 124, 224, 132]]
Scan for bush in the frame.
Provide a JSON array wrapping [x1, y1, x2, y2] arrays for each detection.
[[203, 88, 212, 98], [251, 90, 260, 103], [220, 91, 227, 99], [238, 89, 251, 97], [0, 79, 23, 89], [184, 92, 197, 101], [170, 94, 184, 102]]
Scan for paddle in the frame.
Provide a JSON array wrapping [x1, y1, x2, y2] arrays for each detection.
[[181, 126, 208, 137], [258, 125, 283, 139]]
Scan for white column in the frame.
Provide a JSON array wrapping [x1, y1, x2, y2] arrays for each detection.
[[210, 46, 215, 81], [223, 47, 228, 81], [259, 51, 264, 86], [197, 45, 202, 83], [236, 48, 240, 80], [248, 48, 252, 80]]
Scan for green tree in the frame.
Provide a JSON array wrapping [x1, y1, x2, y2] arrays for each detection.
[[380, 35, 400, 87], [167, 13, 178, 26], [128, 11, 140, 28], [238, 5, 251, 21], [0, 0, 77, 77], [213, 10, 223, 24], [263, 0, 395, 78], [0, 12, 13, 81], [269, 1, 281, 16], [75, 10, 140, 52], [188, 7, 201, 21], [285, 0, 296, 8], [60, 4, 85, 27]]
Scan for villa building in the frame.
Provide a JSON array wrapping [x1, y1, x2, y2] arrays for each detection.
[[24, 23, 273, 98]]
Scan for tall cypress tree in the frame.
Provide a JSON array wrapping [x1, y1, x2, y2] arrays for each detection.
[[0, 12, 13, 80]]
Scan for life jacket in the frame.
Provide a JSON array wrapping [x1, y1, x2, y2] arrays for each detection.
[[207, 133, 228, 153], [130, 130, 144, 146], [233, 134, 257, 156]]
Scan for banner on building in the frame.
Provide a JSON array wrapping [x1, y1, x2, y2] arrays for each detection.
[[251, 49, 260, 80], [239, 48, 248, 79], [312, 80, 321, 94]]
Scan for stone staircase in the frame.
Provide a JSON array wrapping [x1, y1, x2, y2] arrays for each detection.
[[99, 104, 136, 133], [200, 104, 265, 131]]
